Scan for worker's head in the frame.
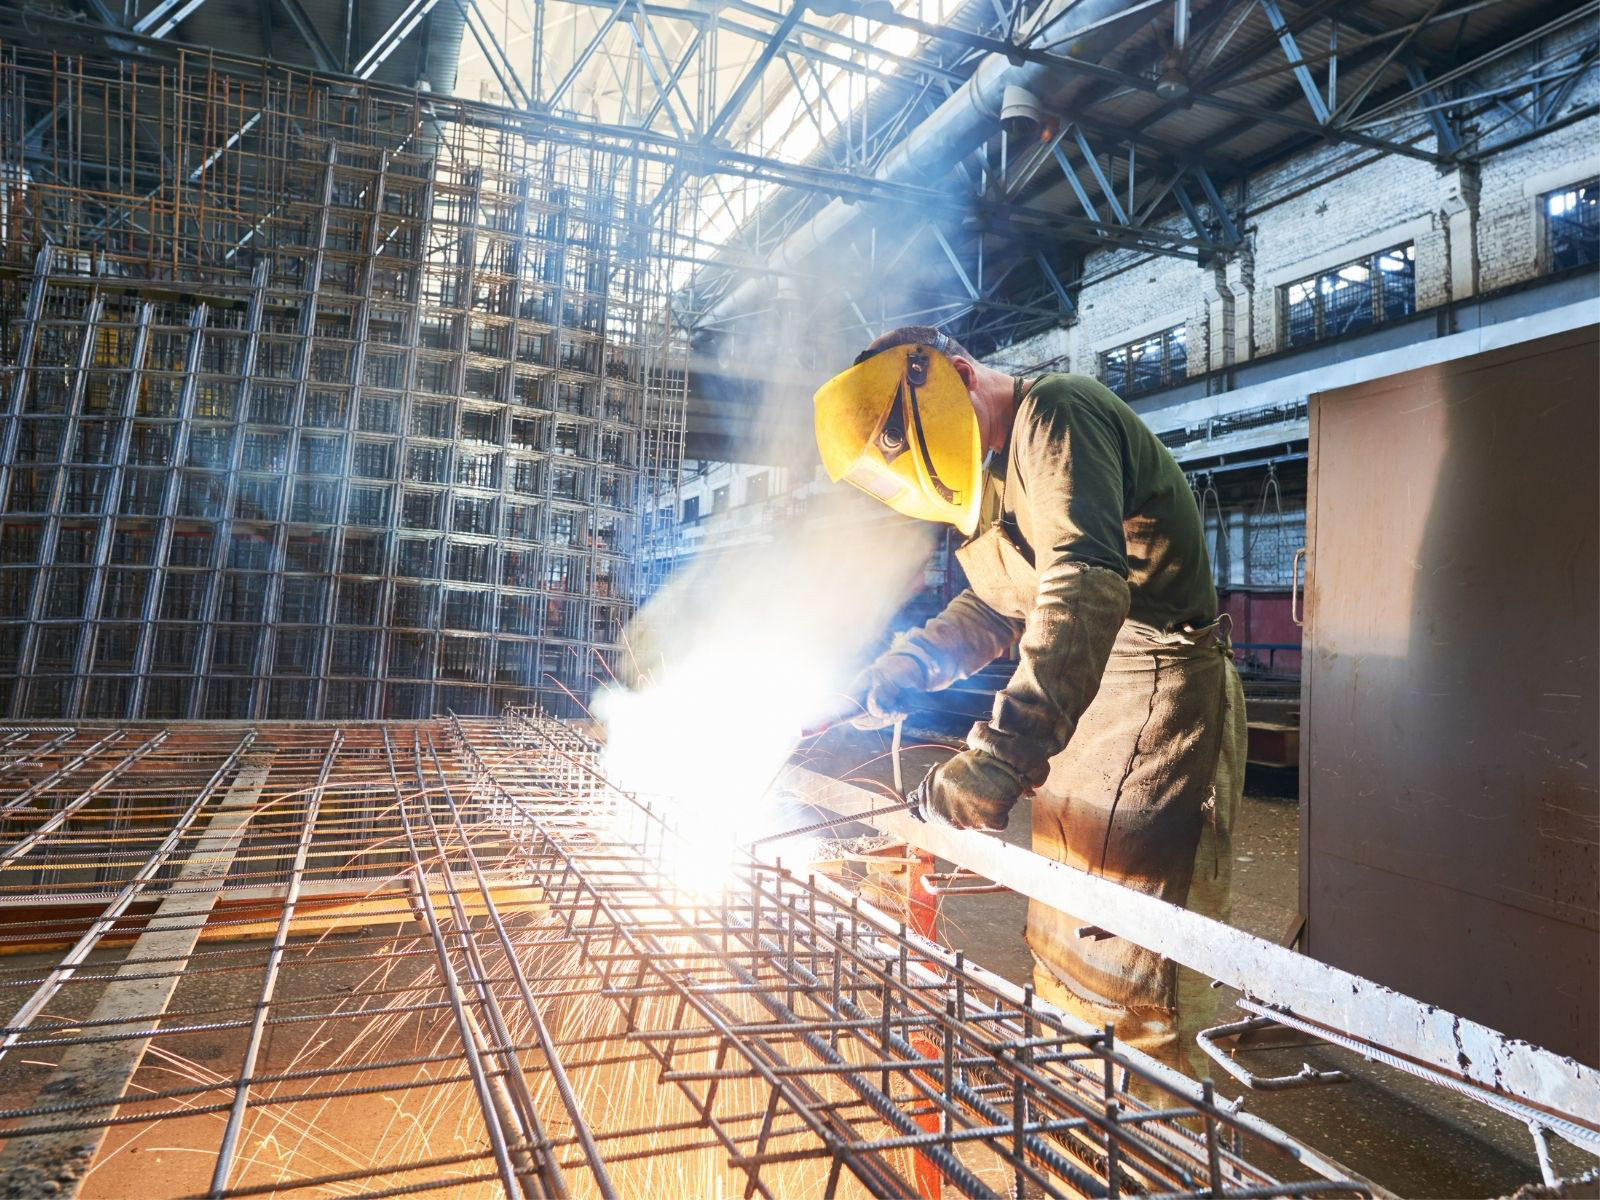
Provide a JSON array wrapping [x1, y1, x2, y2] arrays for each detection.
[[812, 326, 984, 535]]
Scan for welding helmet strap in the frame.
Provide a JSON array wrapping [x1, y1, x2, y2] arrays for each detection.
[[867, 346, 956, 503], [904, 363, 956, 502]]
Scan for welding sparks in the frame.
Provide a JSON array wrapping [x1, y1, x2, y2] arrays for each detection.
[[594, 492, 934, 890], [594, 643, 839, 890]]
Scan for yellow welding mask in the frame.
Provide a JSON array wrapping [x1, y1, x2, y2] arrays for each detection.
[[813, 341, 983, 535]]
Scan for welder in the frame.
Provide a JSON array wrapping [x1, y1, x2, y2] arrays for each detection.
[[812, 326, 1245, 1065]]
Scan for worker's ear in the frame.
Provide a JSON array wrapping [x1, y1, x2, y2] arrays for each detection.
[[948, 354, 978, 394]]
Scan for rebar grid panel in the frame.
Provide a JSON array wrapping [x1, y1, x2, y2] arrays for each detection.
[[0, 717, 1370, 1199], [469, 709, 1370, 1200], [0, 45, 687, 722]]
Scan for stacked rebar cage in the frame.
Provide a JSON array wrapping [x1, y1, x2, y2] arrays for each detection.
[[0, 45, 686, 720]]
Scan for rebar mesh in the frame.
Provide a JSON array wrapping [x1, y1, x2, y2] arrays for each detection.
[[0, 46, 686, 721], [0, 716, 1369, 1199]]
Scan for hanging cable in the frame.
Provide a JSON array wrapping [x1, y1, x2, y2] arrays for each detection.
[[1193, 471, 1227, 585], [1243, 462, 1287, 584]]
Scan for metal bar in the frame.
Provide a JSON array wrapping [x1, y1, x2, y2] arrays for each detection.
[[930, 227, 980, 300], [638, 20, 706, 132], [1171, 177, 1214, 243], [1401, 60, 1462, 154], [1033, 250, 1077, 314], [0, 732, 259, 1062], [0, 711, 1383, 1196], [0, 743, 267, 1198], [206, 731, 343, 1197], [0, 730, 129, 819], [779, 765, 1600, 1134], [455, 0, 535, 108], [0, 730, 174, 866], [1356, 1, 1597, 126], [545, 0, 634, 111], [705, 0, 811, 140], [489, 710, 1371, 1193], [1193, 165, 1242, 245], [130, 0, 215, 39], [278, 0, 342, 71], [350, 0, 440, 76], [626, 17, 689, 138], [1070, 126, 1130, 224], [1051, 136, 1103, 221], [382, 732, 546, 1199], [1258, 0, 1333, 123], [0, 247, 54, 602], [125, 302, 208, 719], [11, 291, 105, 693], [427, 728, 619, 1197], [1326, 0, 1449, 125]]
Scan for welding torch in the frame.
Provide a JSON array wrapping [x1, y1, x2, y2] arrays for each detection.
[[797, 712, 853, 738]]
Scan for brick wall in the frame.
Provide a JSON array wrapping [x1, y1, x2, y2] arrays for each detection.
[[983, 58, 1598, 388], [1248, 148, 1443, 355]]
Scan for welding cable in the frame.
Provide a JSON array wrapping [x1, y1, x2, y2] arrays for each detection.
[[743, 800, 918, 849], [891, 717, 904, 795], [748, 717, 916, 849]]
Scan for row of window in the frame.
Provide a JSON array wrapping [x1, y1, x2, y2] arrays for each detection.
[[1102, 326, 1188, 397], [680, 471, 770, 523], [1283, 243, 1415, 349], [1099, 180, 1598, 396]]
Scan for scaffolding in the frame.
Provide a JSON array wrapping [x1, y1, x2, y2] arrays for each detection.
[[0, 713, 1369, 1199], [0, 45, 686, 720]]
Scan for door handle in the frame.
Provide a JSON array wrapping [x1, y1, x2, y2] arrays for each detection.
[[1291, 547, 1307, 627]]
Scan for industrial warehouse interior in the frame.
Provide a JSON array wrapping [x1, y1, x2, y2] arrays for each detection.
[[0, 0, 1593, 1193]]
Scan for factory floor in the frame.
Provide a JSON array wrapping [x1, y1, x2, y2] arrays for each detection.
[[796, 728, 1598, 1199]]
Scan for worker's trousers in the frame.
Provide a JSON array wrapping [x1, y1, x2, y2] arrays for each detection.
[[1025, 617, 1245, 1070]]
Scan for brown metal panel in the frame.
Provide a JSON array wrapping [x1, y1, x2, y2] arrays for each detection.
[[1302, 325, 1599, 1066]]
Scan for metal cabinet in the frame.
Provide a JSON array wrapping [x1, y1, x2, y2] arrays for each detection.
[[1301, 325, 1598, 1065]]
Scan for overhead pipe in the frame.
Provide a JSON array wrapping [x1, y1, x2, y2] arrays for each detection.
[[699, 0, 1143, 329]]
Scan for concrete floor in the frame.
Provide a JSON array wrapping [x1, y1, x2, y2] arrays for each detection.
[[795, 726, 1598, 1199]]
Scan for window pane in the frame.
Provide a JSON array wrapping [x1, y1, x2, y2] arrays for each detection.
[[1377, 243, 1415, 323], [1320, 261, 1373, 338], [1549, 181, 1600, 272], [1285, 280, 1318, 347], [1167, 326, 1188, 382], [1127, 334, 1164, 395], [1285, 243, 1414, 348], [1102, 348, 1127, 394]]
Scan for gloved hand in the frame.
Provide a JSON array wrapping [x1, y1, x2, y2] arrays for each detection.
[[907, 748, 1030, 832], [848, 652, 928, 730]]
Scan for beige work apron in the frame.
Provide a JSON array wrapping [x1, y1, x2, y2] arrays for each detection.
[[956, 524, 1245, 1030]]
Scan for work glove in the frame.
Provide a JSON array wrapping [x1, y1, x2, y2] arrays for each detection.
[[848, 652, 928, 730], [907, 747, 1034, 833]]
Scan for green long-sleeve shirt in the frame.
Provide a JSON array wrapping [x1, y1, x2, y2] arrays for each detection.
[[984, 372, 1217, 632], [889, 372, 1218, 774]]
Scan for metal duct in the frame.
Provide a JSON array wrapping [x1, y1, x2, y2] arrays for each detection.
[[700, 0, 1139, 328]]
